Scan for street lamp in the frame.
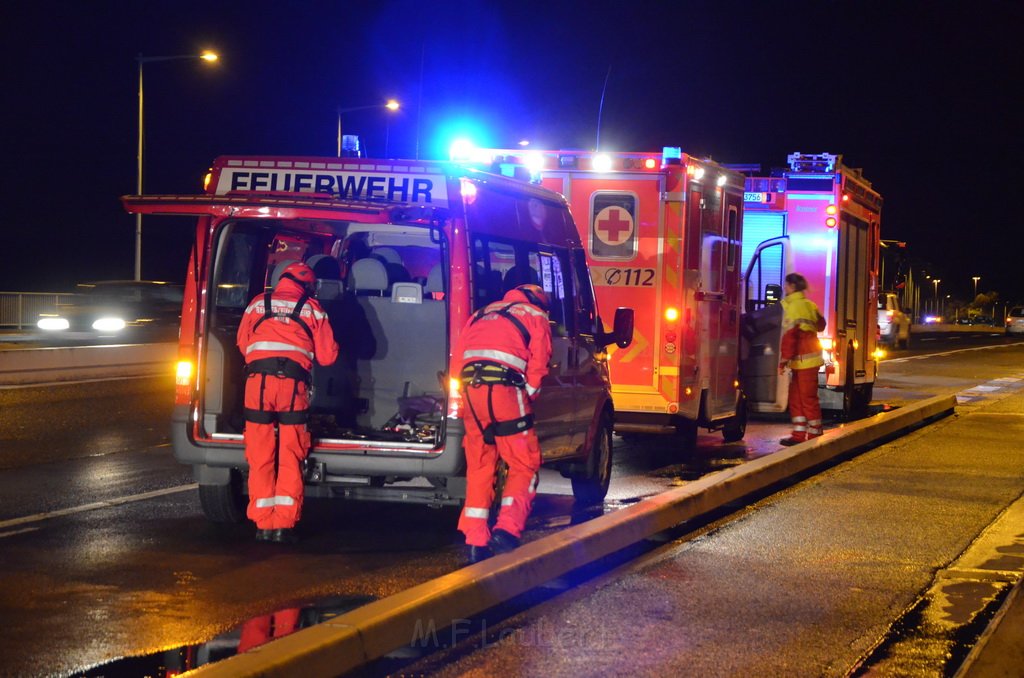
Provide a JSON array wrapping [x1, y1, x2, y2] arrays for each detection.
[[972, 276, 981, 299], [136, 50, 218, 281], [932, 278, 941, 317], [336, 100, 400, 157]]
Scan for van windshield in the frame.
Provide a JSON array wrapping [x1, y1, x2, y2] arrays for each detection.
[[204, 217, 448, 446]]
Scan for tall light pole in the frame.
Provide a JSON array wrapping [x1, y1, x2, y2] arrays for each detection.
[[972, 276, 980, 300], [932, 278, 941, 317], [336, 100, 400, 157], [136, 50, 218, 281]]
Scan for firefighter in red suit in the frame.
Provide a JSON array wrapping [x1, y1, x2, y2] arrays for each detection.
[[236, 261, 338, 543], [779, 273, 826, 446], [455, 284, 553, 564]]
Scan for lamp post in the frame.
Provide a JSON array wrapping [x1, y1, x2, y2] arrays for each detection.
[[336, 100, 400, 157], [932, 278, 941, 318], [972, 276, 980, 300], [136, 50, 218, 281]]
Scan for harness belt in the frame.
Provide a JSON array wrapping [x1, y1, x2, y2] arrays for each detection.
[[244, 357, 311, 425], [460, 361, 533, 444], [460, 360, 526, 388], [246, 357, 311, 384]]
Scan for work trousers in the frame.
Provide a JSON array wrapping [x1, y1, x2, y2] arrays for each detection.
[[243, 373, 310, 530], [457, 383, 541, 547], [788, 367, 822, 441]]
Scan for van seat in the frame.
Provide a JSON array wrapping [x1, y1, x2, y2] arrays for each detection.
[[350, 258, 389, 296], [425, 264, 443, 295]]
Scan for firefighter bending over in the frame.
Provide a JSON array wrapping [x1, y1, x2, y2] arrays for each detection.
[[237, 261, 338, 542], [455, 283, 553, 564], [779, 272, 826, 446]]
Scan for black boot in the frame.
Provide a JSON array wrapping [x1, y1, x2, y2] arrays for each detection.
[[466, 545, 492, 565], [255, 529, 274, 542], [270, 528, 299, 544], [488, 528, 520, 554]]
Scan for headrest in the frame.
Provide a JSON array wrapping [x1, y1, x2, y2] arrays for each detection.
[[392, 282, 423, 304], [316, 279, 344, 300], [425, 264, 444, 294], [269, 259, 300, 288], [349, 257, 389, 293], [306, 254, 341, 280], [371, 247, 402, 265]]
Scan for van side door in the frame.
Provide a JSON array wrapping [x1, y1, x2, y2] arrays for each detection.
[[740, 236, 792, 414]]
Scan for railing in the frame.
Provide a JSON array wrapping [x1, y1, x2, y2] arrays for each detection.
[[0, 292, 77, 329]]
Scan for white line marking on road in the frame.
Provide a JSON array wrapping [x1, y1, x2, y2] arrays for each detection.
[[0, 374, 165, 391], [0, 483, 198, 530], [0, 527, 40, 539], [885, 344, 1023, 364]]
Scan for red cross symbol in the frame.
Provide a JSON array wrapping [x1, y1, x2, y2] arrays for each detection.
[[594, 207, 633, 246]]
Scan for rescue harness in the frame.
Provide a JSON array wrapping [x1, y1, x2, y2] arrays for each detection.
[[244, 282, 315, 426], [460, 301, 537, 444]]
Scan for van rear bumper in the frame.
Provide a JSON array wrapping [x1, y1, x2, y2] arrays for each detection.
[[171, 405, 466, 481]]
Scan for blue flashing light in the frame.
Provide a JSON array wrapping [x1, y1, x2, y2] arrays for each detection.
[[662, 146, 682, 163], [449, 138, 476, 162]]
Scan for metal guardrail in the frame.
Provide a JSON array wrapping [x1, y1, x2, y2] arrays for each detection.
[[0, 292, 76, 329]]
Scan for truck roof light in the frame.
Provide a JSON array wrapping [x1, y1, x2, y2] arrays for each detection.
[[593, 154, 613, 172], [644, 158, 657, 169], [523, 151, 545, 176], [203, 172, 212, 191], [663, 146, 682, 164], [693, 167, 705, 180], [716, 175, 727, 187]]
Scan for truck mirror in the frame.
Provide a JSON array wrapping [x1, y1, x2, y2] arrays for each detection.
[[765, 283, 782, 304], [596, 307, 633, 350]]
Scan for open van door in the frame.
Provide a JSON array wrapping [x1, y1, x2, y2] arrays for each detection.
[[740, 236, 792, 414]]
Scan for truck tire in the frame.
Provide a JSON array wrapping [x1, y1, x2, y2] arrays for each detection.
[[722, 394, 748, 443], [198, 469, 247, 524], [571, 412, 613, 506]]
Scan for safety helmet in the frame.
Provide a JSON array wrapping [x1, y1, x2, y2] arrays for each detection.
[[514, 283, 549, 313], [279, 261, 316, 292]]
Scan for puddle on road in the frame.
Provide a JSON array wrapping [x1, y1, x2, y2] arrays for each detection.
[[70, 594, 376, 677]]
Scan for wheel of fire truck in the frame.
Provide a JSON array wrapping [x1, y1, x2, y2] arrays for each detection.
[[722, 393, 748, 443], [198, 468, 247, 524], [571, 411, 614, 506]]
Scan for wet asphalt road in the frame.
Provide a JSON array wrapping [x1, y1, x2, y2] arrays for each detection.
[[0, 332, 1020, 676]]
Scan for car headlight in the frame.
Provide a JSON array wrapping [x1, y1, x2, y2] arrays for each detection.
[[92, 317, 127, 332], [37, 316, 70, 331]]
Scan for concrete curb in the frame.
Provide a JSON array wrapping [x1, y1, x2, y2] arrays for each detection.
[[189, 394, 957, 677], [0, 343, 176, 385], [954, 576, 1024, 677]]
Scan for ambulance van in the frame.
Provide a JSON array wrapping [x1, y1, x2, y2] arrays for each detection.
[[123, 156, 633, 523]]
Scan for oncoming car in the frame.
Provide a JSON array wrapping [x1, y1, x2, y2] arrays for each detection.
[[877, 291, 911, 348], [1007, 306, 1024, 335], [36, 280, 183, 342]]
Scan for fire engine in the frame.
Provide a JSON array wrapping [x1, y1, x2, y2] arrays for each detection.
[[474, 146, 748, 445], [738, 152, 882, 417]]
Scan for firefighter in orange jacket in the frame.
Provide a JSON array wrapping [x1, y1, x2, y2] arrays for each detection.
[[237, 261, 338, 542], [779, 273, 826, 446], [455, 283, 553, 564]]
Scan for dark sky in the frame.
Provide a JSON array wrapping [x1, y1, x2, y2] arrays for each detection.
[[2, 1, 1021, 302]]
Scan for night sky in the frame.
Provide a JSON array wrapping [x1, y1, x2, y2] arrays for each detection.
[[3, 1, 1020, 303]]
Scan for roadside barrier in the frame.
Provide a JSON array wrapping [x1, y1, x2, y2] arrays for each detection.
[[189, 394, 957, 676], [0, 343, 176, 385]]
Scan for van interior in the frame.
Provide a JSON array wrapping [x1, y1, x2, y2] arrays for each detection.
[[201, 218, 449, 447]]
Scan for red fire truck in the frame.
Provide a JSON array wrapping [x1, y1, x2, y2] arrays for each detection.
[[738, 152, 882, 417], [476, 146, 748, 445]]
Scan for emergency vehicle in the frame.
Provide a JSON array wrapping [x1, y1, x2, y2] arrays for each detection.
[[473, 147, 748, 444], [739, 152, 882, 417], [122, 156, 632, 523]]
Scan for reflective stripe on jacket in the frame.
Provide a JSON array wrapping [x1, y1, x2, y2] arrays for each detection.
[[236, 277, 339, 370], [454, 289, 553, 393], [781, 291, 825, 370]]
